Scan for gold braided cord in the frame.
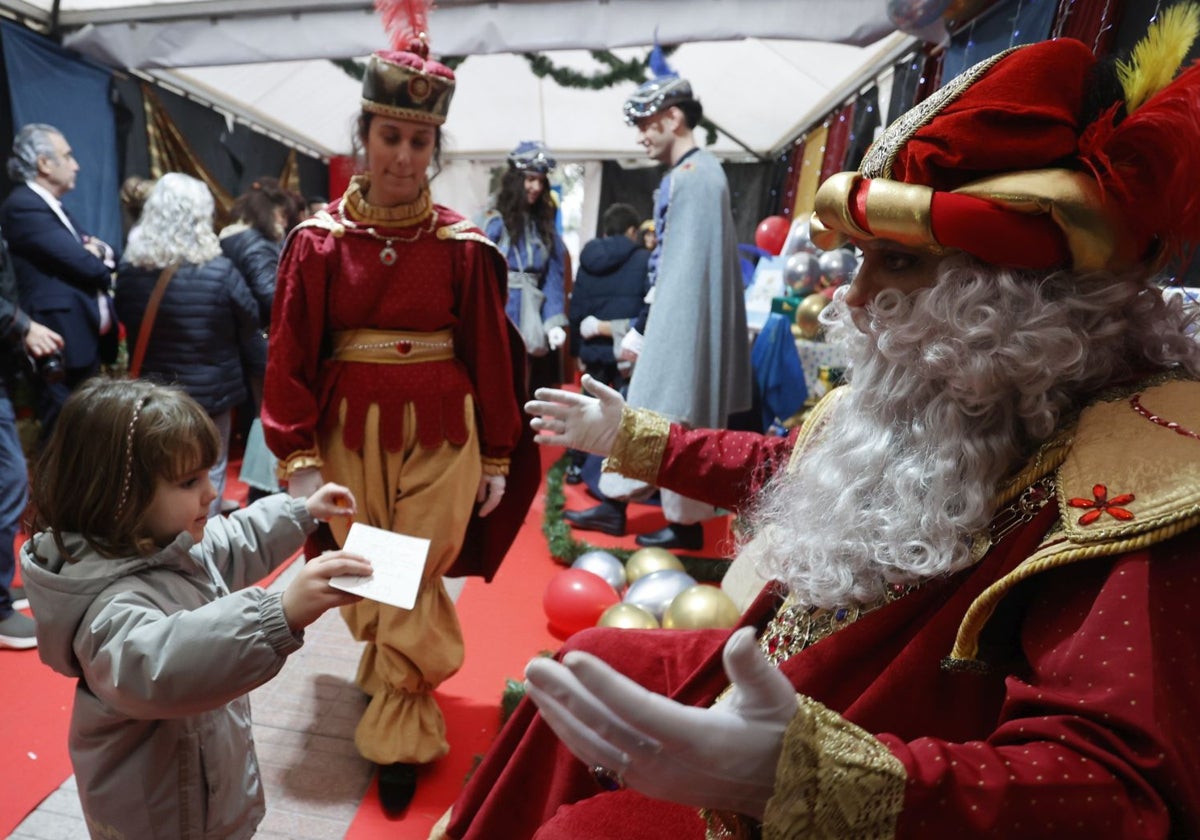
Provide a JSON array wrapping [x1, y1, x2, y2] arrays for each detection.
[[762, 695, 906, 840], [602, 407, 671, 484]]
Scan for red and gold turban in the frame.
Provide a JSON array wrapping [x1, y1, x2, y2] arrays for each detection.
[[812, 6, 1200, 274]]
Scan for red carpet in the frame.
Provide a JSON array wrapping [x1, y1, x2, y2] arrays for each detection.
[[0, 588, 74, 838]]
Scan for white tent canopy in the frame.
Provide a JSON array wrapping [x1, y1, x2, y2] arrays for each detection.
[[0, 1, 912, 161]]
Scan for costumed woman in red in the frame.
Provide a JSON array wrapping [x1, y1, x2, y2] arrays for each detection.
[[441, 9, 1200, 839], [261, 0, 536, 815]]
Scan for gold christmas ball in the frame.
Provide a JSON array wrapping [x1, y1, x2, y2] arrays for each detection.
[[597, 602, 660, 629], [625, 547, 684, 583], [795, 292, 830, 340], [662, 585, 741, 630]]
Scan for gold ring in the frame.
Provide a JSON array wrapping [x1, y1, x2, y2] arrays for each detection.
[[590, 764, 624, 791]]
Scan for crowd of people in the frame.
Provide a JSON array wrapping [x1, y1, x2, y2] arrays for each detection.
[[2, 5, 1200, 840]]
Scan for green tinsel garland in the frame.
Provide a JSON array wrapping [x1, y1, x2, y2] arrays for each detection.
[[543, 455, 728, 583]]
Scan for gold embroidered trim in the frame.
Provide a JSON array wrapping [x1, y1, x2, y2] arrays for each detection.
[[759, 587, 909, 668], [948, 373, 1200, 664], [341, 176, 433, 226], [860, 47, 1017, 180], [277, 451, 322, 481], [762, 695, 906, 840], [701, 808, 758, 839], [437, 219, 503, 254], [480, 456, 510, 477], [603, 407, 671, 484]]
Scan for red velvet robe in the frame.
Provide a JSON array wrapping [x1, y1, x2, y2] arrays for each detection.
[[447, 423, 1200, 838]]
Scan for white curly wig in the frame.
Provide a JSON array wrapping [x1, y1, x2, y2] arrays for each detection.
[[122, 172, 221, 269]]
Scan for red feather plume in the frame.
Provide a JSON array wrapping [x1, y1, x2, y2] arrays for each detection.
[[374, 0, 432, 54], [1078, 60, 1200, 259]]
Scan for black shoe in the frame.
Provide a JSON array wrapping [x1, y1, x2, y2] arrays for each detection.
[[564, 464, 584, 484], [378, 762, 419, 816], [563, 502, 626, 536], [635, 522, 704, 551]]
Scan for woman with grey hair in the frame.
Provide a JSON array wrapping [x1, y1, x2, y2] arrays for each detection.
[[115, 172, 262, 517]]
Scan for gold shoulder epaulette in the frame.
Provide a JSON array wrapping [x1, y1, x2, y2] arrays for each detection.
[[948, 375, 1200, 665], [436, 219, 500, 251]]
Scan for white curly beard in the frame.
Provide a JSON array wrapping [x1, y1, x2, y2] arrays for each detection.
[[739, 259, 1164, 609]]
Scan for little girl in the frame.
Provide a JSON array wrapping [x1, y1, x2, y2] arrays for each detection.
[[20, 377, 373, 840]]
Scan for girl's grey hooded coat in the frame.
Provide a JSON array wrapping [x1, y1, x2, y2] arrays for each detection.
[[20, 495, 316, 840]]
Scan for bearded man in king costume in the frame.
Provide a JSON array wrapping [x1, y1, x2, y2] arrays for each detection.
[[440, 12, 1200, 839]]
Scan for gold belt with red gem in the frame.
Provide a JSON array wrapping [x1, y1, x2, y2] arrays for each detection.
[[330, 328, 455, 364]]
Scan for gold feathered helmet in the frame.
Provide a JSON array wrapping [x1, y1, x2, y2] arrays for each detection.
[[811, 4, 1200, 275]]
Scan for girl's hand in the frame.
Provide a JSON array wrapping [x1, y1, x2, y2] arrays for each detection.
[[305, 483, 357, 521], [281, 550, 372, 631], [476, 474, 506, 517]]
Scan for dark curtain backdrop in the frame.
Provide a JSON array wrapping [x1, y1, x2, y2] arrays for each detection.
[[111, 76, 327, 229], [941, 0, 1059, 81], [0, 21, 121, 250], [596, 158, 774, 245]]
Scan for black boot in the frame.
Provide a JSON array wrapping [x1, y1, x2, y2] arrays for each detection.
[[563, 500, 627, 536], [378, 762, 419, 816], [635, 522, 704, 550]]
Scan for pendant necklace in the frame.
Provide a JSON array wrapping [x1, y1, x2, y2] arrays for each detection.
[[352, 211, 437, 266]]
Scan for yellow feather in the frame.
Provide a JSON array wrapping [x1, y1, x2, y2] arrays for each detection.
[[1117, 2, 1200, 112]]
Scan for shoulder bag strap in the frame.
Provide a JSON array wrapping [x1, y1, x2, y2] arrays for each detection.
[[129, 263, 179, 378]]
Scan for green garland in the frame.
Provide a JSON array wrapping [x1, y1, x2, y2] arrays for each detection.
[[522, 48, 670, 89], [543, 455, 729, 583]]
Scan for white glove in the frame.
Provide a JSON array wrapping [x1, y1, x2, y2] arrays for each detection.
[[580, 315, 602, 339], [525, 374, 624, 456], [476, 473, 506, 517], [618, 328, 644, 361], [525, 627, 795, 819], [547, 326, 567, 351], [287, 467, 322, 500]]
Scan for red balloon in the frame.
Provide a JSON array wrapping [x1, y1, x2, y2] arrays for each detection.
[[543, 569, 620, 638], [755, 215, 790, 255]]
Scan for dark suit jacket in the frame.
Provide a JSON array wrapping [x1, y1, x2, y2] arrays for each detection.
[[0, 183, 114, 370]]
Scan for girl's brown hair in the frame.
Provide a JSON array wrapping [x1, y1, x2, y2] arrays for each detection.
[[32, 377, 220, 558]]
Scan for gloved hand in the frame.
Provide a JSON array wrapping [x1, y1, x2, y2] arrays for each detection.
[[287, 467, 322, 500], [547, 326, 567, 351], [525, 627, 795, 819], [618, 328, 644, 361], [525, 374, 624, 455], [580, 315, 602, 339], [476, 473, 506, 517]]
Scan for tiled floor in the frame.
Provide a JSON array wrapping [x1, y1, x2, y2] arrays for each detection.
[[8, 560, 466, 839]]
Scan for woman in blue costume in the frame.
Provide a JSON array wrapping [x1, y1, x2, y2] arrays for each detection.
[[484, 141, 568, 392]]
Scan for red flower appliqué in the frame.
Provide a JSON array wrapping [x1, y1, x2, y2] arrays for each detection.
[[1068, 484, 1135, 526]]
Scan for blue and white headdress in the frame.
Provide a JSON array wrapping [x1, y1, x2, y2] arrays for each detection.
[[623, 40, 695, 125]]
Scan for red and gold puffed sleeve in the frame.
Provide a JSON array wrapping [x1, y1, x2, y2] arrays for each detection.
[[451, 232, 522, 470], [262, 225, 335, 479]]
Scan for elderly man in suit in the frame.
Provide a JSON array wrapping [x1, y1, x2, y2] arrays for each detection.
[[0, 123, 116, 441]]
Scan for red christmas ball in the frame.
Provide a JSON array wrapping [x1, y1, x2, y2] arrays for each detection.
[[755, 215, 790, 255], [543, 568, 621, 638]]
